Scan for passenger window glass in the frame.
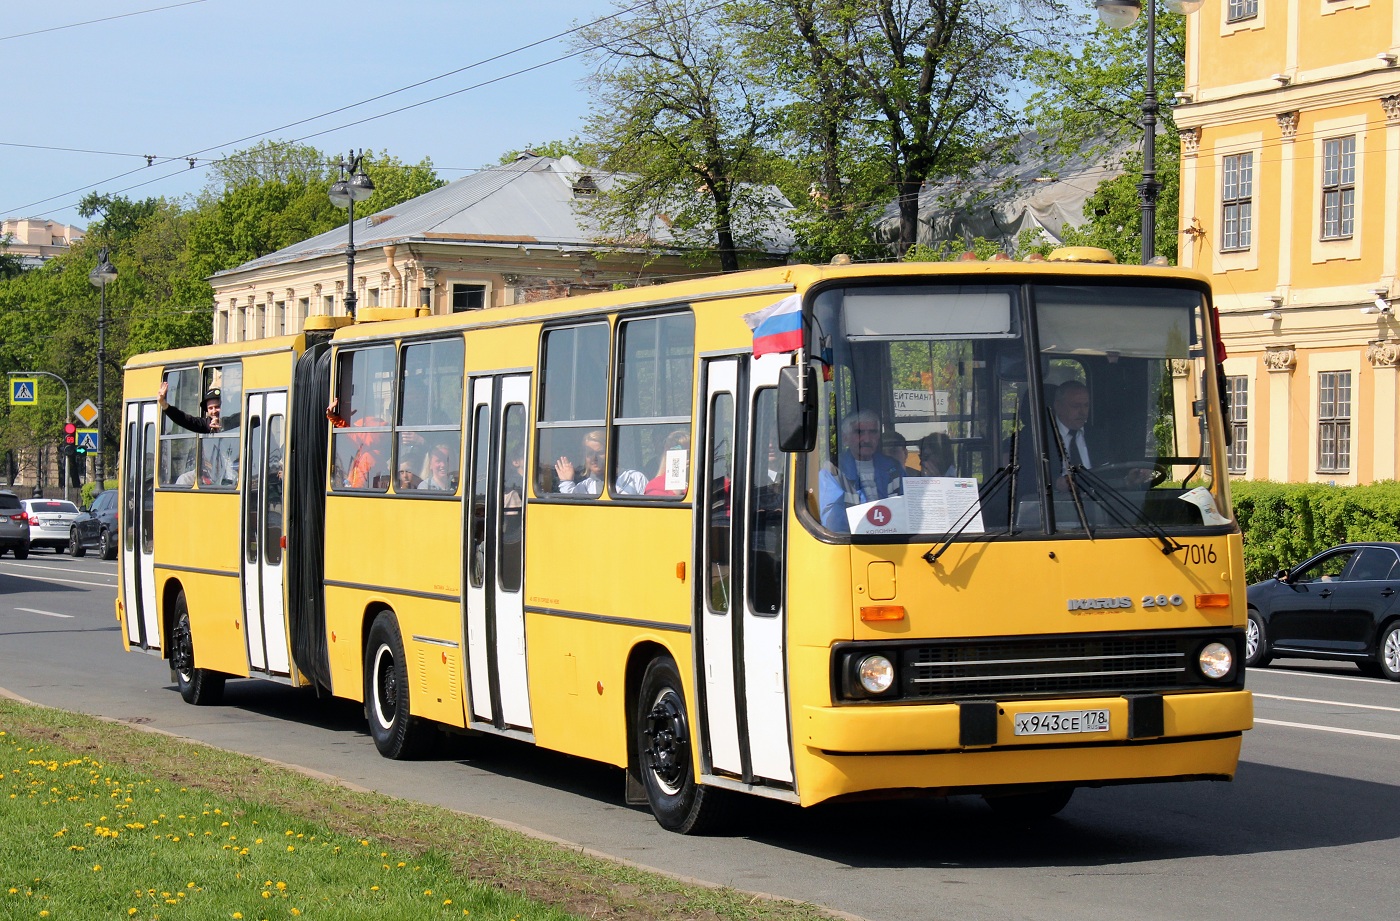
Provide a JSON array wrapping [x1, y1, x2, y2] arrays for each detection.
[[330, 346, 394, 491], [469, 405, 490, 588], [159, 368, 200, 487], [397, 339, 464, 494], [748, 388, 785, 616], [499, 404, 526, 592], [265, 415, 284, 565], [706, 393, 734, 614], [244, 418, 262, 564], [615, 313, 694, 498], [538, 323, 609, 498], [1299, 551, 1352, 583]]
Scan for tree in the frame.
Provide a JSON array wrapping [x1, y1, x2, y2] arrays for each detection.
[[577, 0, 788, 272], [751, 0, 1065, 257], [1024, 9, 1187, 262]]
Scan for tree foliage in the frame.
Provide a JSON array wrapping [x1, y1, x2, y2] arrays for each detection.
[[1024, 9, 1187, 262], [577, 0, 789, 272], [0, 142, 442, 485]]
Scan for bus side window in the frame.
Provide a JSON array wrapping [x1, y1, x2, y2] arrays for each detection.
[[706, 393, 734, 613], [749, 388, 785, 616]]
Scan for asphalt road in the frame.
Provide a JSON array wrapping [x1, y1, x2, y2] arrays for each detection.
[[3, 551, 1399, 921]]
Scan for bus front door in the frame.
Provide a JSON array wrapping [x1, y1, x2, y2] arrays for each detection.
[[463, 374, 533, 734], [697, 356, 795, 789], [121, 400, 160, 651], [240, 391, 290, 676]]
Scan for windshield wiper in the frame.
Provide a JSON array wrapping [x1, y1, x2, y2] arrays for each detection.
[[923, 463, 1019, 565], [1068, 466, 1184, 555]]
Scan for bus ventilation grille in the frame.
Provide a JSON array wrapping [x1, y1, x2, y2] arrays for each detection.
[[901, 634, 1210, 700]]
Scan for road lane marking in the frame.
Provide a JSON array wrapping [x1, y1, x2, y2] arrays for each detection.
[[2, 575, 117, 589], [1256, 718, 1400, 742], [1255, 693, 1400, 714], [1251, 667, 1381, 685], [14, 607, 74, 619]]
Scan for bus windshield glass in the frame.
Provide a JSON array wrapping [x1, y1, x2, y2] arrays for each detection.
[[804, 280, 1227, 539]]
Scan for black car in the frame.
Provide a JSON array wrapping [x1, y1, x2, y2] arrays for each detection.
[[68, 489, 118, 560], [1246, 542, 1400, 680]]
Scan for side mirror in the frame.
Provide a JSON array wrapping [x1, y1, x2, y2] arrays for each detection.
[[1274, 568, 1290, 582], [777, 365, 817, 453]]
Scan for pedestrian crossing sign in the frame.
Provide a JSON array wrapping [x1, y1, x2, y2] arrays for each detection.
[[9, 377, 38, 405], [76, 428, 100, 452]]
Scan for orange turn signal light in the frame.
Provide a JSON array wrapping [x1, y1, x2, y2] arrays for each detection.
[[860, 605, 906, 622], [1195, 593, 1231, 609]]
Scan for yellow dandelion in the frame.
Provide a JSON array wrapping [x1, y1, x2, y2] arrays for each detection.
[[370, 886, 379, 892], [424, 889, 433, 896], [276, 883, 287, 891], [286, 845, 295, 852], [444, 899, 452, 905], [397, 862, 406, 868], [93, 864, 103, 872], [129, 909, 138, 916], [188, 883, 197, 889], [291, 911, 301, 917], [232, 914, 243, 919], [40, 911, 49, 918], [262, 891, 271, 899]]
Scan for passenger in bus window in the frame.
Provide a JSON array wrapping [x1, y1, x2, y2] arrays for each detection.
[[818, 410, 903, 531], [327, 397, 388, 488], [158, 381, 239, 433], [421, 443, 456, 491], [1034, 380, 1150, 491], [554, 429, 647, 496], [396, 458, 422, 491], [917, 433, 957, 477], [174, 455, 214, 487]]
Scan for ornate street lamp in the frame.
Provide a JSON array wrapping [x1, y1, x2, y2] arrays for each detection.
[[87, 247, 117, 486], [329, 150, 375, 318], [1095, 0, 1203, 264]]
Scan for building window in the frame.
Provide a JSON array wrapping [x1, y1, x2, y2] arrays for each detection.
[[323, 295, 335, 316], [297, 297, 310, 329], [1226, 375, 1248, 474], [1221, 153, 1253, 251], [1321, 136, 1356, 240], [1227, 0, 1257, 21], [273, 300, 285, 336], [367, 287, 380, 308], [1318, 371, 1351, 473], [452, 283, 486, 312]]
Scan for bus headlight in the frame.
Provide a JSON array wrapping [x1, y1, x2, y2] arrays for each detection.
[[1198, 642, 1233, 680], [857, 654, 895, 694]]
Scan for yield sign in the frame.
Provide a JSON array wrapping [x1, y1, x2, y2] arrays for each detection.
[[9, 378, 37, 405], [74, 399, 100, 426]]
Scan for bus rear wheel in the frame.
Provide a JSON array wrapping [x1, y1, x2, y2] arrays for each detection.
[[365, 611, 432, 759], [171, 591, 225, 706], [635, 656, 729, 834]]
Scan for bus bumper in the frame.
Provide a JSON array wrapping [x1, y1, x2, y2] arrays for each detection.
[[794, 690, 1252, 806]]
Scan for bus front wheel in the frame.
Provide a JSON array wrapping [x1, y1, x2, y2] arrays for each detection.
[[365, 611, 432, 759], [171, 592, 225, 706], [635, 656, 729, 834]]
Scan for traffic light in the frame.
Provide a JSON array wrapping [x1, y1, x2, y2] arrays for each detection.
[[63, 422, 77, 448]]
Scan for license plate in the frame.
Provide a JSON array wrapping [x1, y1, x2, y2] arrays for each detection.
[[1013, 709, 1110, 736]]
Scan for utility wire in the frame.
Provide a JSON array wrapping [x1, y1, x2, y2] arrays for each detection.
[[0, 0, 208, 43]]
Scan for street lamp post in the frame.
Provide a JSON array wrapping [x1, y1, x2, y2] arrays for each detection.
[[329, 150, 375, 318], [88, 248, 117, 487], [1095, 0, 1202, 264]]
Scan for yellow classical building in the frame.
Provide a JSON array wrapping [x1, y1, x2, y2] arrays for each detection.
[[1175, 0, 1400, 483]]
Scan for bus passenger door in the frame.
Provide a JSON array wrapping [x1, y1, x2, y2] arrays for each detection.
[[121, 400, 160, 650], [463, 374, 533, 733], [240, 391, 290, 676], [697, 356, 795, 788]]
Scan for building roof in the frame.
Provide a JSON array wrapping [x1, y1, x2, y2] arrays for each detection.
[[215, 154, 792, 278], [872, 132, 1129, 251]]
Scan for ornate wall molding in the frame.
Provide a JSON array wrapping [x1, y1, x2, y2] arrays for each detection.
[[1276, 111, 1299, 140], [1264, 345, 1297, 373], [1368, 339, 1400, 369], [1170, 359, 1192, 378], [1384, 94, 1400, 125], [1179, 126, 1202, 155]]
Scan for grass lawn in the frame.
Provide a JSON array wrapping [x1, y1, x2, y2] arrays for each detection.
[[0, 698, 835, 921]]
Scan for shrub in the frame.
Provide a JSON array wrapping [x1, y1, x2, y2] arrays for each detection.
[[1231, 479, 1400, 582]]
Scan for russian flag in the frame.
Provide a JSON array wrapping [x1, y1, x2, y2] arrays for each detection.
[[743, 293, 803, 358]]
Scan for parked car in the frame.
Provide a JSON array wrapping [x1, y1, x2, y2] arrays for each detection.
[[69, 489, 118, 560], [1246, 542, 1400, 680], [0, 491, 30, 558], [21, 498, 83, 553]]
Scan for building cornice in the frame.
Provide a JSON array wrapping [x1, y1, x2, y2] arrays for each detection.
[[1174, 69, 1400, 130]]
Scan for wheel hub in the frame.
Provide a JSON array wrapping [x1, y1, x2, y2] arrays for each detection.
[[643, 691, 688, 791]]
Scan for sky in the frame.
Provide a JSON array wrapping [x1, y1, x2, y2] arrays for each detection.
[[1, 0, 618, 228]]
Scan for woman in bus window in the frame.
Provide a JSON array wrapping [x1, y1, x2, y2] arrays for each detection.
[[644, 431, 690, 496], [421, 443, 456, 491]]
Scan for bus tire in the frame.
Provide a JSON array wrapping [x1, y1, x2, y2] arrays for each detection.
[[983, 786, 1074, 820], [365, 611, 432, 759], [171, 592, 225, 706], [635, 656, 729, 834]]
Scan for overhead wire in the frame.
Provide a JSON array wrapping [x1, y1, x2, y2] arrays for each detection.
[[0, 0, 209, 43]]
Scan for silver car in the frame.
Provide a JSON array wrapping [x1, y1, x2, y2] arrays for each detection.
[[20, 498, 82, 553], [0, 491, 30, 558]]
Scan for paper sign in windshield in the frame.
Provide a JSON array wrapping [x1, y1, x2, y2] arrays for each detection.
[[1179, 486, 1230, 525], [845, 477, 985, 535]]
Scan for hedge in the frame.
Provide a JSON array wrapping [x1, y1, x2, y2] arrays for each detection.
[[1231, 479, 1400, 583]]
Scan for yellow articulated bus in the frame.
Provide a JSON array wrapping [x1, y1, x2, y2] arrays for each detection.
[[116, 250, 1252, 833]]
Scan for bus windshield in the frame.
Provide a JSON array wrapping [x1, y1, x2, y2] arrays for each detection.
[[804, 280, 1227, 539]]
